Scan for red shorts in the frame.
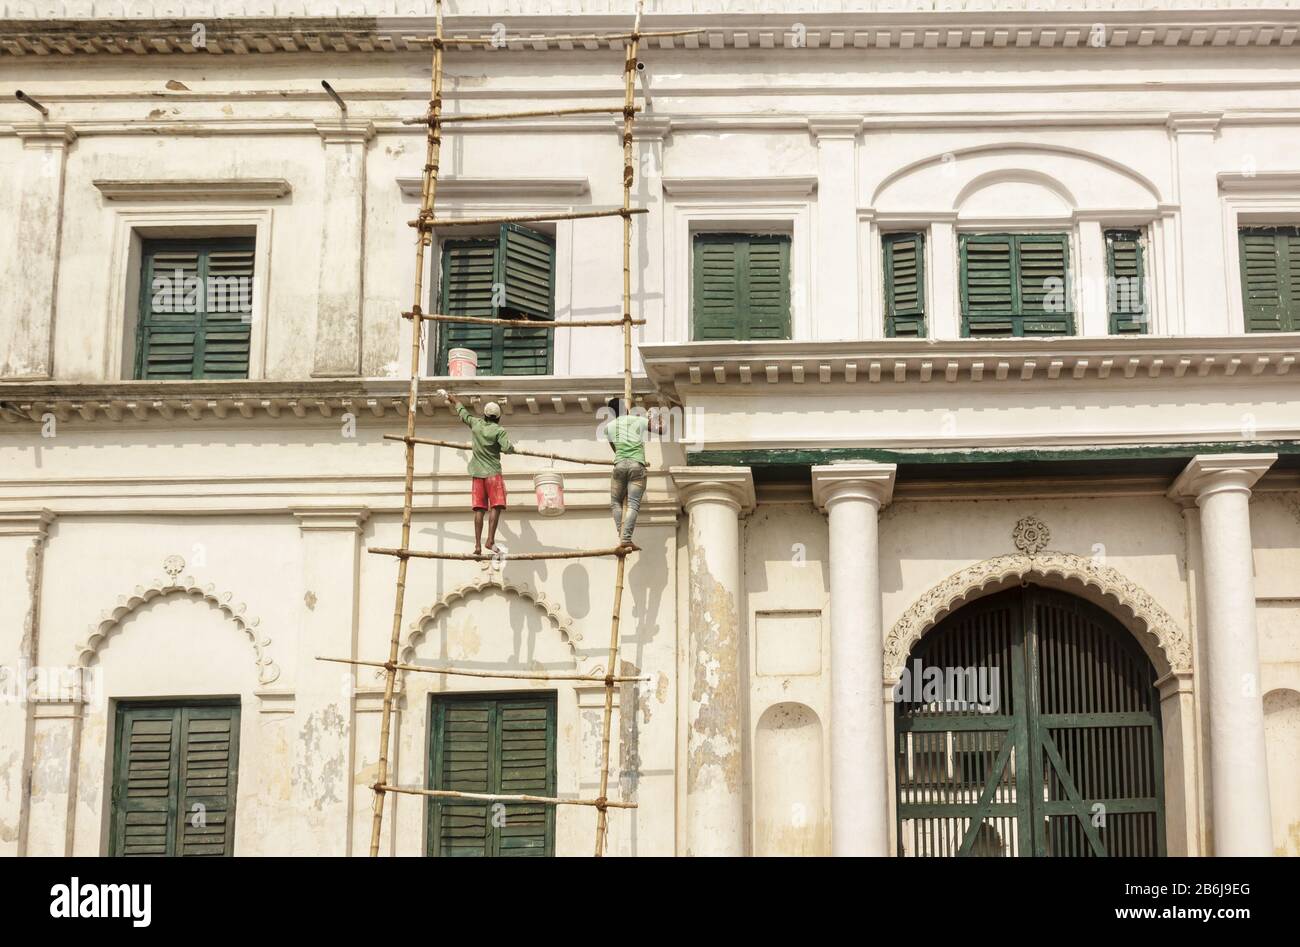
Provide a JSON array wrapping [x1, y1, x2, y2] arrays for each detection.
[[471, 475, 507, 510]]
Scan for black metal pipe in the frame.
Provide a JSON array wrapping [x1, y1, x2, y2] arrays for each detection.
[[321, 80, 346, 114], [15, 90, 49, 117]]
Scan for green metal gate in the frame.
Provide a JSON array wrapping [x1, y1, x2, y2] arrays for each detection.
[[894, 586, 1165, 857]]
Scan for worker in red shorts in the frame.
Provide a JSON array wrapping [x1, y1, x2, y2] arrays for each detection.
[[440, 390, 515, 558]]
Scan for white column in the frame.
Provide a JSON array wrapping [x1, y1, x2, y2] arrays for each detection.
[[2, 125, 75, 379], [812, 464, 897, 856], [0, 511, 53, 855], [1076, 218, 1109, 337], [810, 118, 862, 341], [312, 120, 374, 378], [631, 116, 671, 354], [1169, 453, 1275, 855], [670, 467, 754, 856], [291, 508, 368, 854], [1167, 114, 1225, 335], [928, 216, 960, 340]]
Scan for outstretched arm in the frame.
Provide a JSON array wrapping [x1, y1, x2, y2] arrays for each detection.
[[439, 389, 471, 426]]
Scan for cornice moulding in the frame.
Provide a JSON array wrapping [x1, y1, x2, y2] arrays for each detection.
[[395, 176, 590, 199], [1218, 170, 1300, 192], [662, 175, 819, 197], [92, 178, 292, 201]]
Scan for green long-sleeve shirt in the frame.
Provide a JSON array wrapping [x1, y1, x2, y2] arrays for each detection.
[[456, 404, 514, 477]]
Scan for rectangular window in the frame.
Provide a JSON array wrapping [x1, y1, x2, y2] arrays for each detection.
[[692, 232, 791, 341], [435, 223, 556, 375], [883, 232, 926, 338], [135, 238, 254, 379], [109, 701, 240, 856], [959, 232, 1073, 337], [1105, 229, 1148, 334], [1239, 226, 1300, 332], [426, 692, 557, 857]]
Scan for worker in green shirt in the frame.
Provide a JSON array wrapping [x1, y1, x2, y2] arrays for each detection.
[[440, 390, 515, 558], [604, 398, 662, 550]]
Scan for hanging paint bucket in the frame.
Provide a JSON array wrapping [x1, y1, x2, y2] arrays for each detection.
[[533, 472, 566, 517], [448, 348, 478, 378]]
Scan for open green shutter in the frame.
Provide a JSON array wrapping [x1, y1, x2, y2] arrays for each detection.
[[883, 232, 926, 338], [1240, 227, 1300, 332], [437, 239, 499, 373], [428, 694, 556, 857], [961, 233, 1073, 337], [1106, 229, 1147, 334], [177, 705, 240, 856], [136, 239, 254, 380], [111, 706, 182, 856], [692, 233, 791, 341]]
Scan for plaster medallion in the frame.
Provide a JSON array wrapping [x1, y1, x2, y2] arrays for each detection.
[[1012, 516, 1050, 556]]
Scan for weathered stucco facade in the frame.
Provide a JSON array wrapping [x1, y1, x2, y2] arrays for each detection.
[[1, 0, 1299, 857]]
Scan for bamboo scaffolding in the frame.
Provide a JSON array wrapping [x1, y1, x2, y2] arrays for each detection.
[[382, 432, 616, 466], [405, 28, 706, 46], [318, 655, 649, 683], [403, 104, 639, 125], [402, 311, 646, 328], [360, 0, 655, 859], [369, 545, 630, 562], [411, 206, 647, 230], [377, 784, 637, 809]]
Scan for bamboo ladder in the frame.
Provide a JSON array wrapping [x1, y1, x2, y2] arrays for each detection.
[[318, 0, 702, 858]]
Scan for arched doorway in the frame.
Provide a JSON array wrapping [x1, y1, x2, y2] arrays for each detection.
[[893, 586, 1165, 857]]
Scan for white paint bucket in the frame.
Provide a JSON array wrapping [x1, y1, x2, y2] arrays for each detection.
[[533, 472, 565, 517], [448, 348, 478, 377]]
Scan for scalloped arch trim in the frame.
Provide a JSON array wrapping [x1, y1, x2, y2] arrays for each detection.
[[76, 574, 280, 685], [885, 551, 1190, 678], [393, 577, 584, 681]]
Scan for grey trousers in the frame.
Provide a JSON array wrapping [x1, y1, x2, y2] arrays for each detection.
[[611, 459, 648, 543]]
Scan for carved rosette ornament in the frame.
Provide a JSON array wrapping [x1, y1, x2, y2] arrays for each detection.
[[1012, 515, 1050, 556]]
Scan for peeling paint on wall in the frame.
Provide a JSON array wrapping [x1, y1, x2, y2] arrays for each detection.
[[687, 550, 741, 795]]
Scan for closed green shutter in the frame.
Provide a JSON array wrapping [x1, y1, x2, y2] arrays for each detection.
[[110, 702, 240, 856], [435, 224, 555, 375], [427, 693, 556, 858], [692, 233, 791, 341], [961, 233, 1074, 337], [883, 232, 926, 338], [1106, 229, 1148, 334], [1240, 227, 1300, 332], [135, 239, 254, 379]]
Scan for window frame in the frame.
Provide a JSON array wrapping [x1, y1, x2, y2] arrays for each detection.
[[690, 230, 793, 342], [958, 230, 1076, 338], [1237, 224, 1300, 333]]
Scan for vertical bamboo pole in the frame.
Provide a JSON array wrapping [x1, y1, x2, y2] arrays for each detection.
[[594, 0, 644, 859], [369, 0, 445, 857]]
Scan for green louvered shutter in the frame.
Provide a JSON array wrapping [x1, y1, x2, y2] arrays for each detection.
[[427, 693, 556, 857], [435, 225, 554, 375], [1106, 229, 1148, 334], [177, 705, 240, 855], [110, 702, 240, 857], [498, 223, 555, 375], [883, 232, 926, 338], [692, 233, 791, 341], [1240, 227, 1300, 332], [136, 239, 253, 379], [961, 233, 1073, 337]]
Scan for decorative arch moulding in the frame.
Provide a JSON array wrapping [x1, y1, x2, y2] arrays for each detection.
[[74, 556, 280, 685], [884, 550, 1192, 680]]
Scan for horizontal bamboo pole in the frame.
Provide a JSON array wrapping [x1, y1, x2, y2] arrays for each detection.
[[382, 433, 616, 467], [404, 104, 639, 125], [403, 311, 645, 328], [410, 206, 648, 230], [317, 655, 648, 683], [369, 545, 630, 562], [406, 28, 707, 46], [377, 783, 637, 809]]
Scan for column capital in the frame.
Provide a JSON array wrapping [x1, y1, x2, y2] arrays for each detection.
[[1167, 453, 1276, 504], [812, 463, 897, 511], [630, 115, 672, 141], [314, 120, 376, 144], [14, 123, 77, 148], [0, 510, 55, 539], [1166, 111, 1222, 135], [807, 116, 862, 140], [292, 507, 370, 533], [670, 466, 755, 514]]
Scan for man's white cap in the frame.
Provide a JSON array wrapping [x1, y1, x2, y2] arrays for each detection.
[[483, 401, 502, 419]]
